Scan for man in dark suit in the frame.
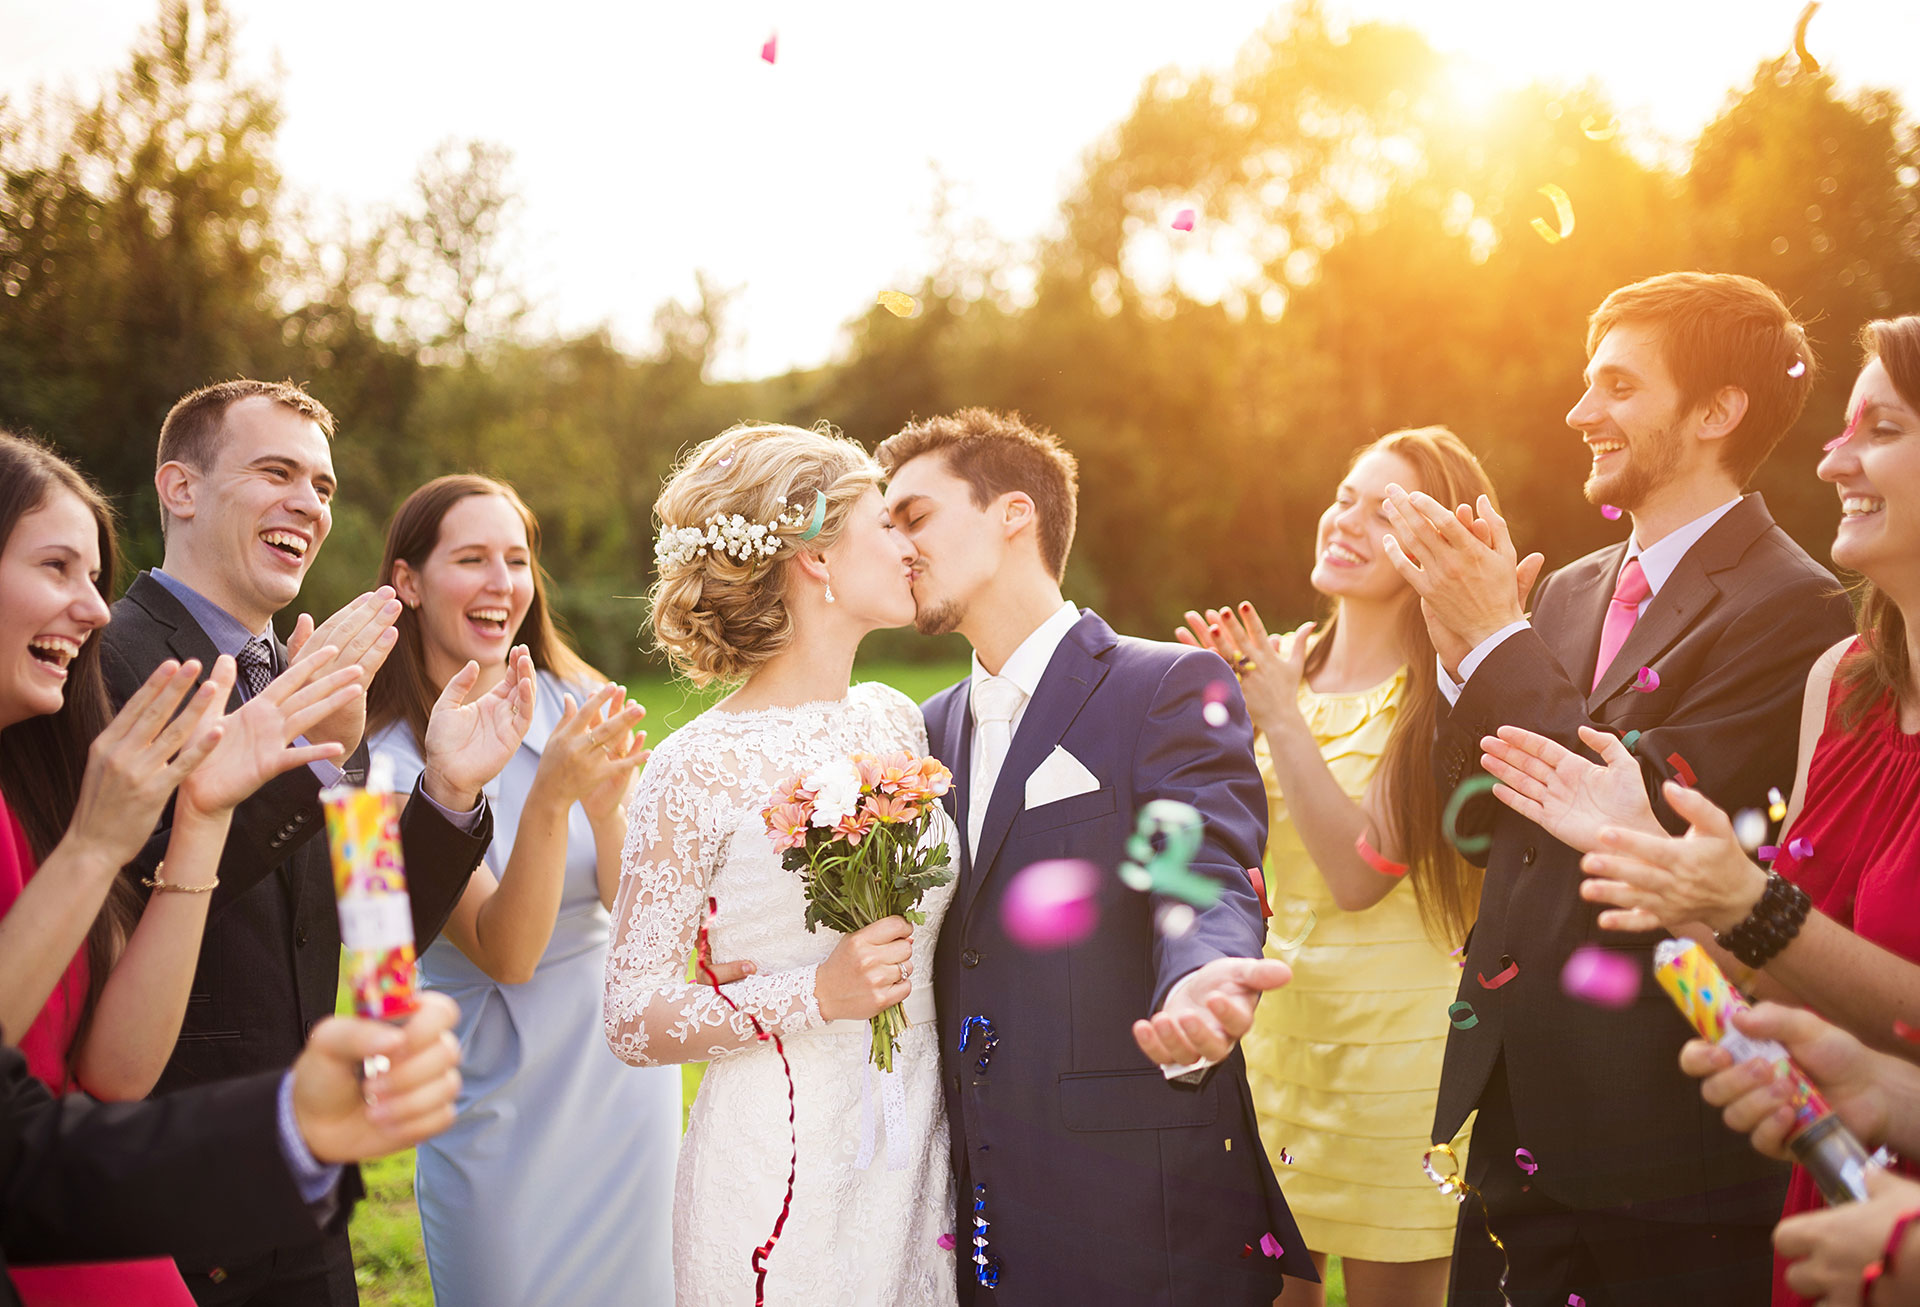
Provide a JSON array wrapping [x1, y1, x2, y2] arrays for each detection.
[[1380, 273, 1856, 1304], [879, 410, 1310, 1306], [3, 995, 463, 1307], [98, 380, 529, 1306]]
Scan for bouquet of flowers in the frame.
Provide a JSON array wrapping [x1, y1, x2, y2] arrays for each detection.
[[764, 751, 954, 1071]]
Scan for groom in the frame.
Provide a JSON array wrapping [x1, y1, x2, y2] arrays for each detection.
[[879, 410, 1312, 1305]]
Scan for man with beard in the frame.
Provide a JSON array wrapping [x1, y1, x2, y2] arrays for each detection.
[[1378, 273, 1855, 1304]]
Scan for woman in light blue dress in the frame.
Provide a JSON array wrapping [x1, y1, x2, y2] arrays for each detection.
[[366, 474, 680, 1307]]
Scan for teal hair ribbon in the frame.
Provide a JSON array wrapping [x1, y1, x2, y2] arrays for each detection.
[[796, 490, 827, 542]]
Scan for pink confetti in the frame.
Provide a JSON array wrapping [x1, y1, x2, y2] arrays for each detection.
[[1787, 836, 1814, 860], [1826, 399, 1865, 452], [1570, 1297, 1587, 1307], [1000, 859, 1101, 951], [1259, 1233, 1284, 1259], [1788, 360, 1807, 378], [1514, 1147, 1539, 1175], [1560, 946, 1640, 1009], [937, 1233, 956, 1251], [1758, 844, 1779, 862], [1203, 678, 1231, 705], [760, 33, 778, 63], [1171, 208, 1196, 231], [1633, 666, 1659, 692], [1601, 504, 1622, 520]]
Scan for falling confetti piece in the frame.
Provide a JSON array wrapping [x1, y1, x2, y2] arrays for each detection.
[[1788, 360, 1808, 378], [1787, 837, 1814, 860], [1570, 1297, 1587, 1307], [1157, 902, 1197, 938], [1733, 808, 1768, 852], [760, 33, 778, 63], [1896, 1020, 1920, 1043], [1793, 1, 1821, 74], [1478, 958, 1520, 990], [1270, 908, 1317, 951], [1246, 866, 1273, 919], [717, 454, 735, 469], [1203, 678, 1231, 706], [1667, 752, 1697, 787], [877, 291, 918, 318], [1423, 1143, 1514, 1301], [1259, 1233, 1284, 1259], [1561, 946, 1641, 1009], [1202, 701, 1230, 728], [1826, 398, 1866, 452], [1278, 1147, 1294, 1165], [1529, 183, 1575, 244], [1621, 730, 1641, 750], [1449, 944, 1467, 969], [1001, 859, 1101, 951], [1580, 115, 1617, 142], [1448, 1001, 1480, 1029], [1769, 787, 1788, 822], [1633, 666, 1660, 693], [938, 1233, 956, 1251], [1171, 208, 1196, 231], [1117, 801, 1220, 907], [1514, 1148, 1539, 1175], [1601, 504, 1622, 520], [1759, 844, 1780, 862], [1442, 774, 1498, 856]]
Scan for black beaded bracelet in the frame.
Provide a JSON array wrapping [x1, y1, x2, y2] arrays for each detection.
[[1714, 870, 1811, 969]]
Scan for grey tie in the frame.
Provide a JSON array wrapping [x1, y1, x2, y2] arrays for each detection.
[[236, 636, 274, 701], [968, 675, 1025, 856]]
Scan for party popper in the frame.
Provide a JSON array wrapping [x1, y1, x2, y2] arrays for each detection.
[[323, 754, 419, 1022]]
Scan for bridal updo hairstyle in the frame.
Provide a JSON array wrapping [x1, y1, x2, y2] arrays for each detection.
[[648, 422, 881, 686]]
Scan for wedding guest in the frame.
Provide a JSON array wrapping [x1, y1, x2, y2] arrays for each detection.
[[97, 380, 529, 1306], [1176, 427, 1520, 1307], [1382, 272, 1854, 1305], [366, 474, 679, 1307], [1481, 315, 1920, 1306], [0, 431, 363, 1306]]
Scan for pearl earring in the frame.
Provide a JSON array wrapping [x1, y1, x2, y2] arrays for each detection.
[[824, 579, 836, 604]]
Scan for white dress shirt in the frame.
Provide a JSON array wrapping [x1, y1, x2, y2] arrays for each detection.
[[1439, 497, 1744, 704], [966, 601, 1082, 852]]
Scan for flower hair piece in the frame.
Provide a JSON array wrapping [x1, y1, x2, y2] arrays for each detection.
[[654, 489, 828, 571]]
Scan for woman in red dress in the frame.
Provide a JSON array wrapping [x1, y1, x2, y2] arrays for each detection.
[[1477, 315, 1920, 1305], [0, 431, 363, 1305]]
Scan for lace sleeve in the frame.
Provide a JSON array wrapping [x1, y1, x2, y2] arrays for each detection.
[[858, 681, 932, 757], [602, 738, 825, 1066]]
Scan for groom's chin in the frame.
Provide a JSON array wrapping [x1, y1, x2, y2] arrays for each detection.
[[913, 600, 963, 637]]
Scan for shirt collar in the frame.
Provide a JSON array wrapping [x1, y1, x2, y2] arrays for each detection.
[[1626, 496, 1744, 596], [970, 601, 1081, 702], [151, 568, 274, 656]]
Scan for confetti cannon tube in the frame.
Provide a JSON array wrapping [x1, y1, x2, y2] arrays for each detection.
[[322, 755, 420, 1022], [1653, 938, 1870, 1204]]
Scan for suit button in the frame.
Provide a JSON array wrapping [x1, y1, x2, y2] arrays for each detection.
[[961, 949, 981, 969], [305, 1019, 318, 1039], [295, 927, 309, 947], [1522, 846, 1537, 866]]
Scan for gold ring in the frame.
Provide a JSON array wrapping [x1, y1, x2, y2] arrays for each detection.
[[1232, 654, 1256, 675]]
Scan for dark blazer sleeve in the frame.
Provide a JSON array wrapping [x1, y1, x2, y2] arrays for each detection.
[[0, 1045, 356, 1267], [397, 778, 492, 950], [1133, 649, 1270, 1013], [1438, 567, 1853, 841]]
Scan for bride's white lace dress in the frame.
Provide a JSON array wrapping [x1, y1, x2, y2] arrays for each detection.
[[604, 682, 958, 1306]]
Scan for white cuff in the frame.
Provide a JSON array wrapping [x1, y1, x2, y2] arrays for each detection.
[[1439, 621, 1532, 705]]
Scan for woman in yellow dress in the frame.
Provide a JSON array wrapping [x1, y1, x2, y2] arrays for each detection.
[[1181, 426, 1532, 1307]]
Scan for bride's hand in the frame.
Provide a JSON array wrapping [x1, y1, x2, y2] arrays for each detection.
[[1479, 723, 1664, 854], [814, 916, 913, 1022]]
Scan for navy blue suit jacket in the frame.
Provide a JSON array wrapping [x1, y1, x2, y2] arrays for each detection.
[[926, 610, 1313, 1305]]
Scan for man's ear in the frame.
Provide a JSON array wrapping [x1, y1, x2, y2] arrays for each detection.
[[1001, 492, 1036, 541], [1696, 385, 1750, 446], [155, 460, 197, 527]]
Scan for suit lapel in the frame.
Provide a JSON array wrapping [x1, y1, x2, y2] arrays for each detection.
[[1541, 544, 1624, 692], [961, 618, 1110, 926], [1588, 496, 1772, 709], [937, 685, 975, 882], [125, 573, 246, 713]]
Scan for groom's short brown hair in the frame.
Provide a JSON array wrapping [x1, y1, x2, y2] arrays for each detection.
[[876, 409, 1078, 580]]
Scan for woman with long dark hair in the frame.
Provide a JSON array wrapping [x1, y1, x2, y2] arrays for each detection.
[[1179, 426, 1527, 1307], [0, 430, 361, 1305], [365, 474, 676, 1307]]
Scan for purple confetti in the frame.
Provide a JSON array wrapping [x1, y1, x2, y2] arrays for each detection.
[[1000, 859, 1101, 951], [1259, 1232, 1284, 1259], [1633, 666, 1659, 693], [1759, 845, 1780, 862], [1560, 946, 1640, 1009], [1788, 837, 1814, 861], [1515, 1147, 1539, 1175]]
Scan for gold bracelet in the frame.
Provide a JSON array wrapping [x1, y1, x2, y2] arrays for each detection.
[[141, 861, 218, 894]]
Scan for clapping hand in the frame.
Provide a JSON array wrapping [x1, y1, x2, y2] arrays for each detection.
[[292, 991, 463, 1164], [1773, 1168, 1920, 1305], [1132, 957, 1292, 1068], [1578, 781, 1771, 934], [1680, 1003, 1891, 1162], [1175, 603, 1311, 737], [421, 646, 537, 811], [1380, 487, 1544, 676], [1480, 723, 1664, 854], [534, 684, 648, 826], [285, 587, 404, 757], [63, 659, 230, 871], [176, 650, 367, 820]]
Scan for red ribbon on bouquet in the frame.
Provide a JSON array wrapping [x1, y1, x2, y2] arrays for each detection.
[[696, 895, 797, 1306]]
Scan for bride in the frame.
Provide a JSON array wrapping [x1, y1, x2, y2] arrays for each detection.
[[603, 422, 958, 1306]]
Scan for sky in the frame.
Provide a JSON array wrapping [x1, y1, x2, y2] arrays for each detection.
[[5, 1, 1920, 379]]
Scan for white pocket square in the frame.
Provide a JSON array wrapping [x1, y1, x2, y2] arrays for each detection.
[[1025, 746, 1101, 810]]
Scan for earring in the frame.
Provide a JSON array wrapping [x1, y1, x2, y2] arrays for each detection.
[[824, 580, 836, 605]]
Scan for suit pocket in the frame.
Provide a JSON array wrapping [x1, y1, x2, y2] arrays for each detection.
[[1020, 786, 1116, 833], [1059, 1068, 1219, 1132]]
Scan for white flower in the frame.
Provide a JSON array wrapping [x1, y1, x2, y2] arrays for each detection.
[[804, 758, 863, 829]]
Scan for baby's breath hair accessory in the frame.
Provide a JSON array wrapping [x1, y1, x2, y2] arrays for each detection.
[[654, 490, 830, 572]]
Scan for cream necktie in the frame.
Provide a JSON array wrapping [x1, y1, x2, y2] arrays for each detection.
[[968, 674, 1025, 857]]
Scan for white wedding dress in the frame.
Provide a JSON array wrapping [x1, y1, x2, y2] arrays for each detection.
[[605, 681, 959, 1306]]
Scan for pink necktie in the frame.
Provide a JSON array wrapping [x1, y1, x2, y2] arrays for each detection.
[[1592, 556, 1651, 692]]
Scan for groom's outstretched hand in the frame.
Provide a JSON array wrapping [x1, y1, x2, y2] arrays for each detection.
[[1132, 957, 1292, 1067]]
